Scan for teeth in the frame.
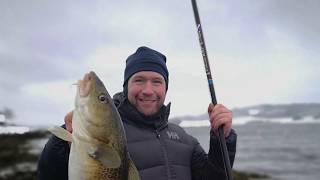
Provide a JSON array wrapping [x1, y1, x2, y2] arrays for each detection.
[[140, 99, 154, 102]]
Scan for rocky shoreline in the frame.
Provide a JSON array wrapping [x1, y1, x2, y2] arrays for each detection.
[[0, 130, 270, 180]]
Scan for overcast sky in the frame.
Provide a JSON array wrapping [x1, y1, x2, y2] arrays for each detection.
[[1, 0, 319, 126]]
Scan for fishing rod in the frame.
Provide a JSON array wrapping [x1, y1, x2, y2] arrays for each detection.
[[190, 0, 233, 179]]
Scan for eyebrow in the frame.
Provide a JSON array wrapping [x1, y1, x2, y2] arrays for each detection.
[[131, 75, 145, 79], [153, 77, 164, 81], [132, 75, 164, 81]]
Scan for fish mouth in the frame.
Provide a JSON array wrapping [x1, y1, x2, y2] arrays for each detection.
[[79, 72, 93, 97]]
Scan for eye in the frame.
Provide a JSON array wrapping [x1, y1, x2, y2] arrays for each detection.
[[153, 80, 162, 84], [98, 94, 108, 104], [134, 79, 143, 83]]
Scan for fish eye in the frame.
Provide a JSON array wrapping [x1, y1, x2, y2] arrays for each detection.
[[98, 94, 108, 103]]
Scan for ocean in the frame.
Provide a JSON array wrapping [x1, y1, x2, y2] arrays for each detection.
[[184, 122, 320, 180]]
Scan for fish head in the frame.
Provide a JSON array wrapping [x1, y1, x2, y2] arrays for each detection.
[[75, 71, 118, 135]]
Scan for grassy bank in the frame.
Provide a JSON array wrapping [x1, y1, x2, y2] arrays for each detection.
[[0, 130, 269, 180]]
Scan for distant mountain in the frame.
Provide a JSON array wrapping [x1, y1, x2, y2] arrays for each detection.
[[169, 103, 320, 124], [232, 103, 320, 119]]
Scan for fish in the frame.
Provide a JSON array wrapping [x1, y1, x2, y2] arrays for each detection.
[[49, 71, 140, 180]]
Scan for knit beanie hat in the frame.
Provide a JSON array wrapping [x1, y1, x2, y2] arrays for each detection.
[[123, 46, 169, 90]]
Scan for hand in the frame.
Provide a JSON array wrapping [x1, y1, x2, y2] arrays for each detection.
[[208, 103, 233, 138], [64, 111, 73, 133]]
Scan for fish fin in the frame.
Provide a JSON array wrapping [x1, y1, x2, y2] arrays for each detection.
[[87, 145, 121, 168], [128, 158, 140, 180], [48, 126, 73, 142]]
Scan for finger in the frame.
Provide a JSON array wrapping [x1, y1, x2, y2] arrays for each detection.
[[209, 111, 232, 122], [210, 104, 231, 119], [64, 111, 73, 133], [213, 112, 232, 137], [209, 110, 232, 128], [213, 117, 232, 130], [210, 105, 232, 122], [207, 103, 214, 114], [209, 114, 228, 132], [223, 123, 232, 138], [215, 124, 231, 138]]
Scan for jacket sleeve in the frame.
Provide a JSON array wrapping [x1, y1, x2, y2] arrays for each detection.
[[37, 125, 70, 180], [191, 129, 237, 180]]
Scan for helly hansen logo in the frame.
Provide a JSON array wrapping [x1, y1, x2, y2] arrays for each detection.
[[166, 131, 180, 140]]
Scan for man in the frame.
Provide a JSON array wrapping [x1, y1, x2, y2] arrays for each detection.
[[38, 46, 237, 180]]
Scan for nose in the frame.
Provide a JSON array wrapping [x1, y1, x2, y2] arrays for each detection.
[[141, 81, 154, 95]]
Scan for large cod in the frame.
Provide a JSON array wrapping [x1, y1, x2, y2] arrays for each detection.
[[49, 71, 140, 180]]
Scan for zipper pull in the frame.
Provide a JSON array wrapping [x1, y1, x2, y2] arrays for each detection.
[[155, 131, 161, 138]]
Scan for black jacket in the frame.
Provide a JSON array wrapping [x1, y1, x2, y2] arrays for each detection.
[[38, 92, 237, 180]]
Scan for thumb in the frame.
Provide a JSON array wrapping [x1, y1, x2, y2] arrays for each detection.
[[64, 111, 73, 133]]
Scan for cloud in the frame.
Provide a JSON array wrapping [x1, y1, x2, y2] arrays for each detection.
[[262, 0, 320, 51], [0, 0, 319, 126], [21, 81, 76, 105]]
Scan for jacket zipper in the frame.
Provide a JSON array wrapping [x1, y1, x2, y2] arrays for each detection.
[[155, 124, 171, 180]]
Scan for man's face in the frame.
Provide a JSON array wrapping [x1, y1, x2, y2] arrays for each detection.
[[127, 71, 166, 116]]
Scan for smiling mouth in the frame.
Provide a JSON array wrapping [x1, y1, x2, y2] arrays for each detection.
[[138, 98, 156, 103]]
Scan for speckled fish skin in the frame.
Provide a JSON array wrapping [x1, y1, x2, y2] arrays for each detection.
[[68, 71, 139, 180]]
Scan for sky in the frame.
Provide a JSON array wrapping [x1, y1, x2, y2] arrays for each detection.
[[1, 0, 319, 126]]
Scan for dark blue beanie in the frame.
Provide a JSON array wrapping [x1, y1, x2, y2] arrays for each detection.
[[123, 46, 169, 90]]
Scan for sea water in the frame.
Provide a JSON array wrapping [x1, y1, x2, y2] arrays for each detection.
[[184, 121, 320, 180]]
